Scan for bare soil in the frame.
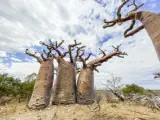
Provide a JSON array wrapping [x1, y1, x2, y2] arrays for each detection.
[[0, 101, 160, 120]]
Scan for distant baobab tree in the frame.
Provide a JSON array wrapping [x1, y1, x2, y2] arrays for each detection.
[[40, 40, 84, 104], [25, 46, 54, 110], [77, 45, 127, 104], [103, 0, 160, 60]]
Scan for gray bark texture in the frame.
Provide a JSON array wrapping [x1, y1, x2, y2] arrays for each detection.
[[28, 59, 54, 110], [52, 58, 76, 105]]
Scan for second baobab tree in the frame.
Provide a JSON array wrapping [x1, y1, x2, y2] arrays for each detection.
[[40, 40, 84, 104], [77, 45, 127, 104]]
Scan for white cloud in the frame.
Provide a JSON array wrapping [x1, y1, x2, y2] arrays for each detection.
[[95, 28, 160, 89], [6, 62, 40, 81], [10, 57, 22, 62], [0, 51, 6, 57], [148, 3, 156, 8], [0, 0, 159, 89]]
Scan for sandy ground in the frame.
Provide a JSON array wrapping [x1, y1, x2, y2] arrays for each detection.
[[0, 101, 160, 120]]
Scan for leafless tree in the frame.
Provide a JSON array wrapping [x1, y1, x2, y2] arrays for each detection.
[[77, 45, 127, 104], [26, 45, 54, 110], [101, 72, 125, 101], [40, 39, 85, 104]]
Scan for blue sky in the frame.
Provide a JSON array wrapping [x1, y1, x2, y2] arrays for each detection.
[[0, 0, 160, 89]]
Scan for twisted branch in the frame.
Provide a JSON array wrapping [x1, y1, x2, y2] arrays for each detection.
[[124, 24, 144, 37], [40, 40, 68, 59], [75, 46, 86, 60], [68, 40, 81, 63], [89, 45, 127, 68], [25, 49, 43, 64], [79, 50, 92, 68], [127, 0, 144, 12], [103, 0, 144, 37]]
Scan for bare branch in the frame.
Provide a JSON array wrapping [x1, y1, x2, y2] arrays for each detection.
[[127, 0, 144, 12], [42, 49, 52, 59], [85, 53, 92, 61], [88, 45, 127, 67], [40, 40, 65, 57], [99, 48, 106, 57], [103, 0, 144, 38], [124, 20, 136, 36], [103, 21, 116, 28], [79, 51, 86, 67], [124, 24, 144, 38], [103, 14, 136, 28], [69, 39, 82, 47], [56, 40, 65, 48], [94, 68, 99, 73], [25, 49, 43, 64], [68, 40, 82, 63], [78, 50, 92, 68], [40, 41, 54, 58], [41, 53, 47, 61], [103, 0, 130, 28], [75, 46, 86, 60], [101, 72, 125, 101], [117, 0, 130, 19]]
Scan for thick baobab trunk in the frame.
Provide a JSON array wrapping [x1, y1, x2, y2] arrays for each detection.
[[77, 68, 95, 104], [139, 11, 160, 60], [52, 59, 76, 105], [28, 59, 54, 110]]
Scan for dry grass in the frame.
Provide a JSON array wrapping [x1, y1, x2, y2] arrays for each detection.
[[0, 100, 160, 120]]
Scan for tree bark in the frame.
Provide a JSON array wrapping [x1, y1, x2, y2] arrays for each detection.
[[139, 11, 160, 60], [52, 58, 76, 104], [77, 68, 95, 104], [28, 59, 54, 110]]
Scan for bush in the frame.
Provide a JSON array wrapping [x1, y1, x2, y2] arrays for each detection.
[[121, 84, 145, 96], [18, 80, 35, 102], [0, 73, 21, 97], [0, 73, 35, 103]]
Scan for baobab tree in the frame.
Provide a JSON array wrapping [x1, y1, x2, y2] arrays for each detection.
[[25, 47, 54, 110], [103, 0, 160, 60], [40, 40, 85, 104], [77, 45, 127, 104]]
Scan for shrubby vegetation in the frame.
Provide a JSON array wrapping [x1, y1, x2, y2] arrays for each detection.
[[0, 73, 35, 103], [121, 84, 145, 96]]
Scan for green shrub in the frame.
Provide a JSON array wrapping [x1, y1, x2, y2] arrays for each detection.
[[121, 84, 145, 96], [0, 73, 21, 97], [0, 73, 35, 102], [18, 80, 35, 102]]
